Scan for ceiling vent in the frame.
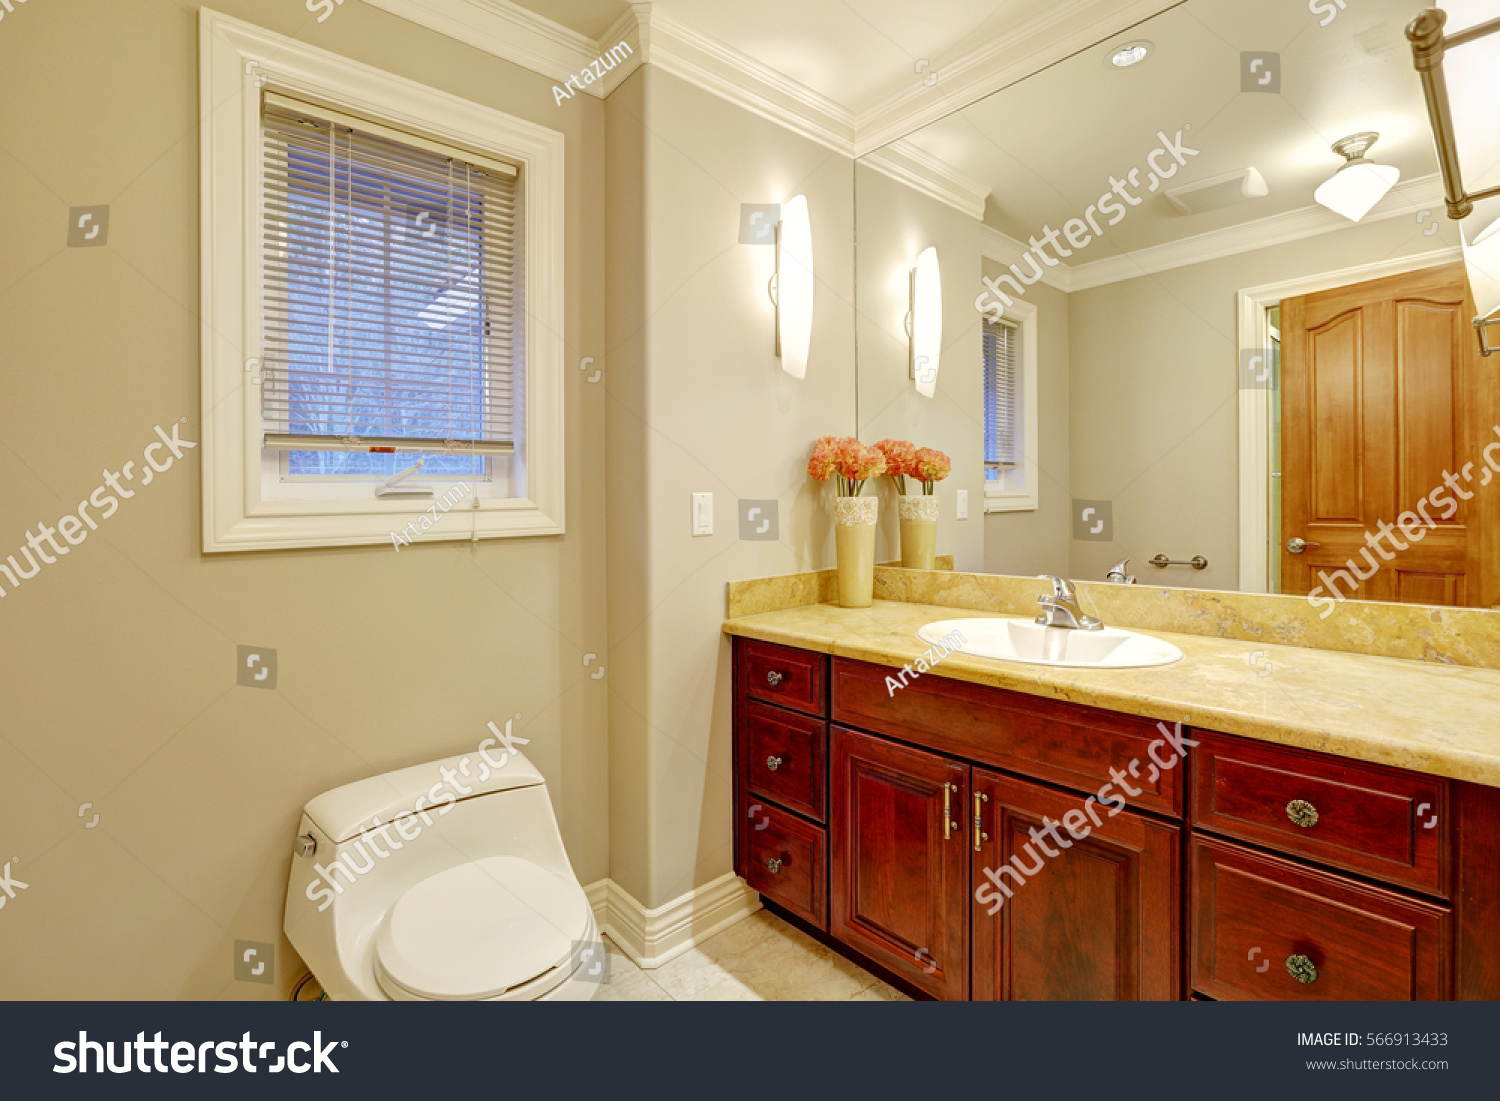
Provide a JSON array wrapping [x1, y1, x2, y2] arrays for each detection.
[[1164, 167, 1269, 215]]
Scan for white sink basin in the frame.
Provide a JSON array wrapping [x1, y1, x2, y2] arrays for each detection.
[[917, 617, 1184, 670]]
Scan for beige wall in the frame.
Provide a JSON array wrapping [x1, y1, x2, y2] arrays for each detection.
[[982, 265, 1071, 577], [0, 0, 608, 998], [606, 68, 857, 908], [854, 165, 985, 572], [1067, 217, 1462, 591]]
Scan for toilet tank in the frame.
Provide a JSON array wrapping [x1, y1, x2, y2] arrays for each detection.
[[283, 746, 574, 998]]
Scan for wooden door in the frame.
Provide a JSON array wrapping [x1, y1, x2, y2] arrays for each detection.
[[830, 726, 969, 1000], [1280, 262, 1497, 608], [971, 768, 1180, 1000]]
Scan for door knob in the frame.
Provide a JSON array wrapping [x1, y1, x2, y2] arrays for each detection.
[[765, 671, 785, 686], [1286, 537, 1322, 555], [766, 755, 783, 772], [764, 857, 782, 874]]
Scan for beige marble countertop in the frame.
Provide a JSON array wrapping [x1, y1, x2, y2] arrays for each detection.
[[723, 600, 1500, 788]]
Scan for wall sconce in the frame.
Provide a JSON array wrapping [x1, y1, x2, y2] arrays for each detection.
[[1408, 3, 1500, 354], [1312, 133, 1400, 223], [769, 195, 813, 378], [906, 246, 942, 398]]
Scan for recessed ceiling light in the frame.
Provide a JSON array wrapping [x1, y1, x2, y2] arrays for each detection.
[[1108, 41, 1153, 69]]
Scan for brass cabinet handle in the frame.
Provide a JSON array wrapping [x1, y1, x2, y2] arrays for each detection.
[[1286, 799, 1319, 828], [765, 671, 784, 686], [942, 782, 957, 840], [1286, 954, 1318, 984], [766, 755, 783, 772], [973, 792, 989, 851], [764, 857, 782, 874]]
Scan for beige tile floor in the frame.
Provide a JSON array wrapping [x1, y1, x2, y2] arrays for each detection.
[[595, 909, 910, 1001]]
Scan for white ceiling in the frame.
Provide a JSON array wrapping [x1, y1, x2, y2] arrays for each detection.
[[510, 0, 1061, 113], [901, 0, 1442, 253]]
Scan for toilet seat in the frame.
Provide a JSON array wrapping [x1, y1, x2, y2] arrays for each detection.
[[374, 856, 592, 1001]]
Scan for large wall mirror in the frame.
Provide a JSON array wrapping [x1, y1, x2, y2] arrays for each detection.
[[854, 0, 1500, 610]]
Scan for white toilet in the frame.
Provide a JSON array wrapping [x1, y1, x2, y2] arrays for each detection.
[[283, 746, 599, 1001]]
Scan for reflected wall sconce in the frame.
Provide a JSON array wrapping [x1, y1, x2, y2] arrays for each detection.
[[906, 246, 942, 398], [768, 195, 813, 378], [1313, 133, 1400, 223], [1408, 4, 1500, 354]]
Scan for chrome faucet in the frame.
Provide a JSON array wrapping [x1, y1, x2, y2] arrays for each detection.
[[1035, 575, 1103, 631], [1106, 557, 1135, 584]]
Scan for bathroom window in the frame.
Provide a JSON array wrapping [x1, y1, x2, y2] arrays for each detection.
[[260, 98, 520, 496], [983, 299, 1038, 513], [199, 11, 565, 551]]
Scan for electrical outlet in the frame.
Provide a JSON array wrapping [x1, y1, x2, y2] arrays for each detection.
[[692, 492, 713, 536], [956, 490, 969, 520]]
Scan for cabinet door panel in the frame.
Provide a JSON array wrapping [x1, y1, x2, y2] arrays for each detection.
[[830, 726, 968, 1000], [972, 769, 1180, 1001]]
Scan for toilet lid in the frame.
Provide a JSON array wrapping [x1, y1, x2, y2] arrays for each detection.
[[375, 857, 591, 1000]]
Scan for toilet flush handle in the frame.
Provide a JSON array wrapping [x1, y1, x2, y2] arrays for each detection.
[[295, 833, 318, 858]]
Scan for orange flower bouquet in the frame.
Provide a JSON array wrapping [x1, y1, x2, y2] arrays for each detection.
[[912, 447, 952, 494], [807, 436, 887, 497], [808, 436, 887, 607], [873, 438, 918, 495]]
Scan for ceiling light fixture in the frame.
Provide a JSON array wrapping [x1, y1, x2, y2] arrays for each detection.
[[1108, 41, 1153, 68], [1313, 132, 1400, 222]]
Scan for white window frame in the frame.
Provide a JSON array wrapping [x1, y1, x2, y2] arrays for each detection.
[[199, 9, 565, 551], [983, 297, 1039, 513]]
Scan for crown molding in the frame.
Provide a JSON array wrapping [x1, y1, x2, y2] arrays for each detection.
[[980, 224, 1073, 292], [366, 1, 1187, 159], [633, 4, 855, 154], [852, 0, 1181, 156], [361, 0, 608, 94], [862, 140, 989, 220], [1064, 173, 1449, 291]]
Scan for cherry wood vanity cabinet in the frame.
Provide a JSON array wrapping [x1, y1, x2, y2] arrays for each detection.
[[731, 635, 1500, 1001]]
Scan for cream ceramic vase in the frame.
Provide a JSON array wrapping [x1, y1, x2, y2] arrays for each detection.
[[897, 493, 939, 570], [834, 496, 878, 608]]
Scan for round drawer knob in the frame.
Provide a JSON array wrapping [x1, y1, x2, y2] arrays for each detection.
[[766, 755, 783, 772], [765, 857, 782, 874], [765, 671, 785, 686], [1286, 954, 1319, 984], [1286, 799, 1319, 828]]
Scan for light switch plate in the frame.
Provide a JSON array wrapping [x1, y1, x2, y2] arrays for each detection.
[[956, 490, 969, 520], [692, 492, 713, 536]]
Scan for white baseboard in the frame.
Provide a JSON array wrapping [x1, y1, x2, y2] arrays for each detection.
[[584, 873, 761, 969]]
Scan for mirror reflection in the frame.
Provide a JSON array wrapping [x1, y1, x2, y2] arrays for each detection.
[[856, 0, 1498, 611]]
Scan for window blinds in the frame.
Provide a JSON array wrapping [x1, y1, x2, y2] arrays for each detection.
[[983, 318, 1019, 468], [259, 95, 521, 465]]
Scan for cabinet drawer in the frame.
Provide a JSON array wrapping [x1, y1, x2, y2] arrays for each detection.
[[832, 657, 1183, 817], [1191, 732, 1449, 897], [739, 639, 828, 717], [1191, 836, 1451, 1001], [743, 699, 826, 821], [739, 799, 827, 929]]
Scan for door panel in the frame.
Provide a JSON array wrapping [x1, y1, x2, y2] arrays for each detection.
[[1281, 262, 1493, 608], [971, 769, 1180, 1001], [830, 726, 968, 1000]]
